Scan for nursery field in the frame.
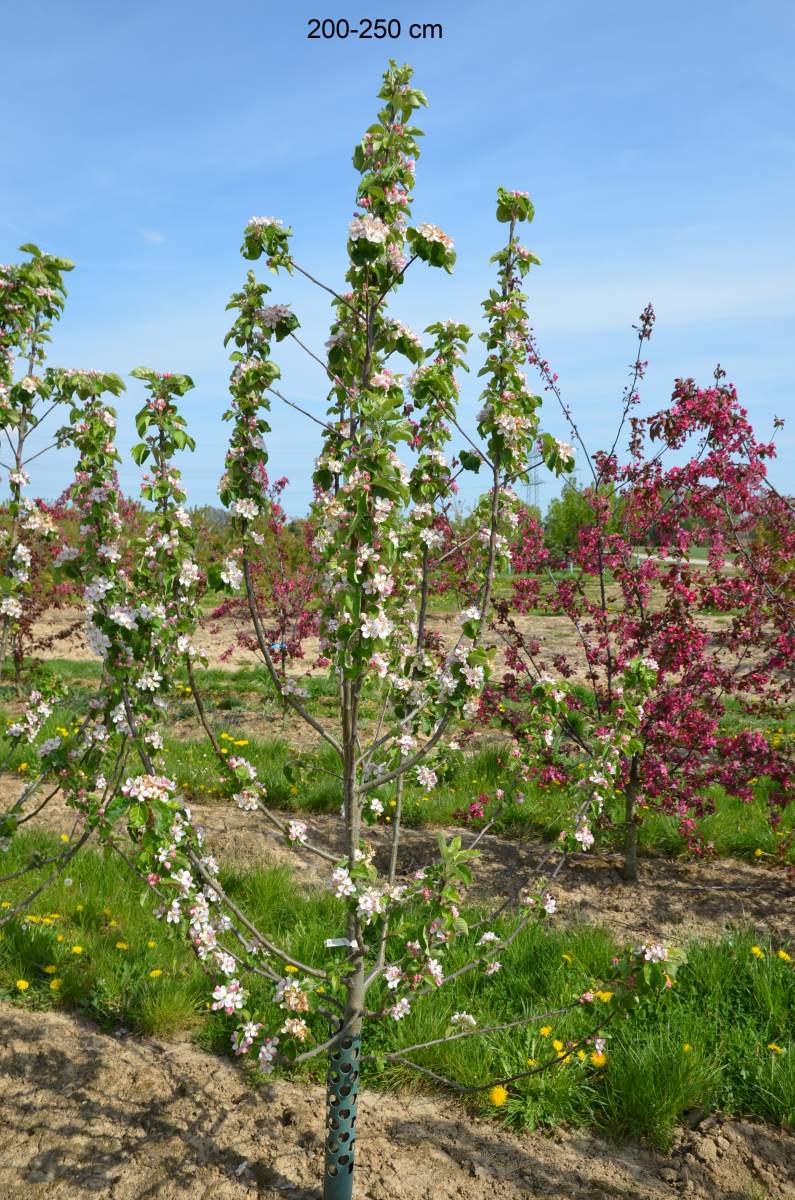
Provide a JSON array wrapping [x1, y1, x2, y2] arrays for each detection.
[[2, 53, 793, 1200], [1, 634, 794, 1200]]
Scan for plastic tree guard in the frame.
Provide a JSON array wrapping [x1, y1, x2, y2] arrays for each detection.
[[322, 1031, 361, 1199]]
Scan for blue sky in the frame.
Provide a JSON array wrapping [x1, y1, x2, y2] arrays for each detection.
[[3, 0, 793, 512]]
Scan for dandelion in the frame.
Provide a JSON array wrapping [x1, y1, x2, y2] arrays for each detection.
[[49, 978, 62, 991], [552, 1039, 564, 1052], [488, 1085, 508, 1107], [115, 941, 129, 950], [147, 939, 157, 948], [284, 965, 299, 974], [595, 990, 613, 1003], [590, 1051, 607, 1068], [43, 965, 57, 974], [682, 1044, 692, 1053], [71, 945, 83, 954], [149, 969, 162, 978], [59, 833, 69, 843], [539, 1025, 552, 1037], [754, 848, 763, 858], [776, 949, 791, 962], [15, 979, 29, 991], [768, 1043, 784, 1054], [751, 945, 765, 959], [561, 952, 573, 964]]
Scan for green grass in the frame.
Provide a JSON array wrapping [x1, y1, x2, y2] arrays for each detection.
[[1, 831, 793, 1147], [2, 661, 792, 867]]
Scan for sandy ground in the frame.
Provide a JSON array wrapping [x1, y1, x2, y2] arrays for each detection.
[[28, 604, 735, 681], [1, 1003, 793, 1200]]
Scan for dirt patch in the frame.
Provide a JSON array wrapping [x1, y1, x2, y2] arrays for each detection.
[[6, 774, 792, 947], [28, 603, 739, 684], [0, 1004, 792, 1200]]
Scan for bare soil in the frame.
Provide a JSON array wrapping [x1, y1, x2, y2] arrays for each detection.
[[28, 603, 736, 682], [1, 1003, 793, 1200]]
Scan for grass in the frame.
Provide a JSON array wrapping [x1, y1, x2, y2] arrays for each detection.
[[1, 831, 793, 1147], [2, 667, 793, 866]]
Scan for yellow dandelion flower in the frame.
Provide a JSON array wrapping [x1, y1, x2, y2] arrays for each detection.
[[0, 900, 11, 909], [59, 834, 69, 843], [595, 990, 613, 1003], [776, 949, 791, 962], [115, 941, 129, 951], [108, 919, 118, 927], [577, 1049, 586, 1061], [768, 1043, 784, 1054], [751, 945, 765, 959], [488, 1085, 508, 1107], [561, 952, 573, 964], [147, 939, 157, 948], [683, 1044, 692, 1053], [71, 945, 83, 954], [539, 1025, 552, 1037], [18, 763, 29, 773], [49, 978, 62, 991], [236, 739, 249, 747], [527, 1058, 536, 1067], [16, 979, 29, 991], [148, 969, 162, 978], [552, 1039, 564, 1052], [590, 1051, 607, 1068], [754, 848, 763, 858], [284, 964, 298, 974], [43, 965, 57, 974], [56, 934, 64, 943]]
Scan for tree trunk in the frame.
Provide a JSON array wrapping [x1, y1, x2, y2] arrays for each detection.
[[622, 755, 640, 881]]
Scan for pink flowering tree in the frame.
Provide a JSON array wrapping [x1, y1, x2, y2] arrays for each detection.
[[205, 469, 319, 678], [486, 314, 794, 879]]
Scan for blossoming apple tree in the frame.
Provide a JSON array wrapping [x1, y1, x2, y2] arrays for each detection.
[[0, 62, 680, 1200], [0, 245, 76, 683]]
